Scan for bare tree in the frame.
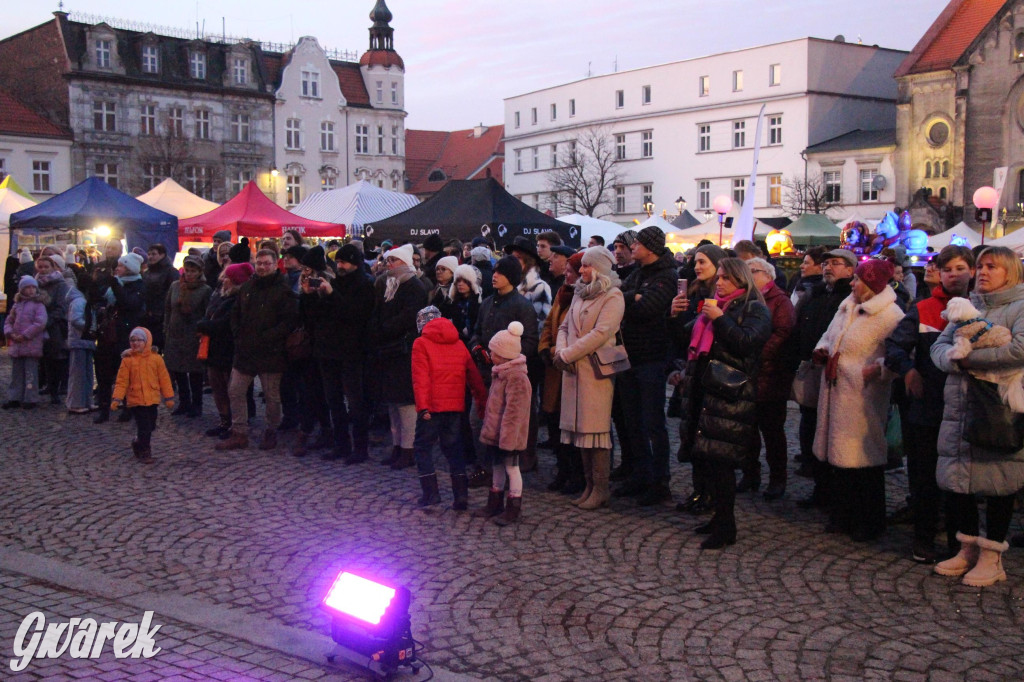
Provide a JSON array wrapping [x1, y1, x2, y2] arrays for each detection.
[[781, 174, 840, 218], [130, 127, 220, 200], [546, 126, 622, 217]]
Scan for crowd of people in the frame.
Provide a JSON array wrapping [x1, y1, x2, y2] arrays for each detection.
[[3, 225, 1023, 583]]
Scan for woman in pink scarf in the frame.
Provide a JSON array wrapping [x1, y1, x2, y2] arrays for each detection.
[[669, 258, 772, 549]]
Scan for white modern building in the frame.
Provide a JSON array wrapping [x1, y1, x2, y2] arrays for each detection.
[[503, 38, 907, 224], [0, 90, 73, 199]]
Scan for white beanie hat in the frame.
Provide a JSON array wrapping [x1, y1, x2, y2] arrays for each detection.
[[454, 263, 482, 297], [488, 320, 524, 359], [118, 252, 144, 275], [384, 243, 414, 268], [581, 245, 615, 276], [436, 255, 459, 276], [64, 244, 77, 263], [44, 253, 66, 271], [18, 248, 33, 264]]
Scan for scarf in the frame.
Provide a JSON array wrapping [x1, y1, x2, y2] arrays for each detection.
[[36, 270, 64, 286], [384, 264, 416, 302], [687, 288, 747, 361], [177, 277, 203, 315], [574, 276, 610, 301]]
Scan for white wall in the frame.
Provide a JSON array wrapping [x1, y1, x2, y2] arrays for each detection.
[[0, 134, 73, 199]]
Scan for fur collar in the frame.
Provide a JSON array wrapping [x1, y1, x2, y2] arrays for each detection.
[[519, 267, 544, 293], [14, 290, 50, 305], [838, 284, 897, 317], [492, 354, 528, 377]]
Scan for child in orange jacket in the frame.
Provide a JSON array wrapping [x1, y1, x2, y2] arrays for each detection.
[[112, 327, 175, 460]]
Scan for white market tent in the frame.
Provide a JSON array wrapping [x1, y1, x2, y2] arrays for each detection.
[[290, 180, 420, 237], [557, 213, 626, 245], [988, 226, 1024, 255], [136, 178, 220, 219], [1, 188, 38, 294], [928, 222, 983, 250]]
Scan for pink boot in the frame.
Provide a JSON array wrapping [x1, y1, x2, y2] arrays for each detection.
[[961, 537, 1009, 587], [934, 532, 979, 577]]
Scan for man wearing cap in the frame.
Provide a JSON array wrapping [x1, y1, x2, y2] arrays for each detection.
[[421, 234, 445, 286], [548, 245, 573, 294], [302, 244, 376, 464], [612, 231, 639, 280], [614, 225, 678, 506], [791, 248, 856, 507], [282, 245, 308, 294]]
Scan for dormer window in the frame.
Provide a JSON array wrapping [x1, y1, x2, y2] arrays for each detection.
[[95, 39, 111, 68], [428, 170, 446, 182], [190, 52, 206, 80], [1015, 32, 1024, 61], [233, 58, 248, 85], [142, 45, 159, 74]]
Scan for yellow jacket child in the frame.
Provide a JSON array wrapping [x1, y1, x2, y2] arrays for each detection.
[[112, 327, 175, 410]]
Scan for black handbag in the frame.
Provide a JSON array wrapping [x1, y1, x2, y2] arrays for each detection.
[[701, 359, 748, 401], [963, 376, 1024, 454]]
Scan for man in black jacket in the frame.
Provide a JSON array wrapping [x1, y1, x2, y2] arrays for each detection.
[[218, 249, 299, 452], [614, 226, 678, 506], [883, 245, 974, 563], [792, 248, 855, 507], [304, 244, 376, 464], [470, 256, 539, 364], [421, 234, 445, 286], [141, 243, 179, 350]]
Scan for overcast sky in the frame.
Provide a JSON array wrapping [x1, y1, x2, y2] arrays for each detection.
[[1, 1, 943, 130]]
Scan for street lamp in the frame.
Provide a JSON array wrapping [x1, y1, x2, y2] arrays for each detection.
[[712, 195, 733, 246], [675, 196, 686, 215], [643, 200, 654, 217], [973, 186, 998, 245], [703, 210, 714, 223]]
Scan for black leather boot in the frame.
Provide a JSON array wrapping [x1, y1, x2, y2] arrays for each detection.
[[418, 474, 441, 507], [451, 474, 469, 511]]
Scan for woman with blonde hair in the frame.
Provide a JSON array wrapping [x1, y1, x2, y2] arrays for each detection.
[[672, 257, 771, 548], [931, 246, 1024, 586]]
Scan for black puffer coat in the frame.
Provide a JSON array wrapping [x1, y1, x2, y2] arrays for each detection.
[[619, 251, 678, 365], [230, 271, 298, 375], [677, 297, 772, 468]]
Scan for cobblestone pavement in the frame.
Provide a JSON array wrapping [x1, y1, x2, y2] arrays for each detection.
[[1, 352, 1023, 680]]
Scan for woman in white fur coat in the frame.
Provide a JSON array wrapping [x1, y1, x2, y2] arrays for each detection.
[[812, 259, 904, 542]]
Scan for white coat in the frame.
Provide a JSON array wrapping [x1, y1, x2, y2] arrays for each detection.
[[813, 286, 904, 469]]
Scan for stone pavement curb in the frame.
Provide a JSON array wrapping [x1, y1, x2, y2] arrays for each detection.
[[0, 544, 479, 681]]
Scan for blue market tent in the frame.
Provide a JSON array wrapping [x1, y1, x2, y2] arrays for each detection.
[[9, 177, 179, 257]]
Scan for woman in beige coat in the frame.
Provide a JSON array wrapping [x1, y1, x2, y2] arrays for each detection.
[[555, 246, 625, 510]]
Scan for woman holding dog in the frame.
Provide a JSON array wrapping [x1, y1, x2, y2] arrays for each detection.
[[812, 258, 904, 543], [930, 246, 1024, 587]]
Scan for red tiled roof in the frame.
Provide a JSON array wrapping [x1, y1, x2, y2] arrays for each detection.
[[406, 125, 505, 196], [895, 0, 1007, 77], [0, 88, 69, 139], [331, 62, 371, 106], [359, 50, 404, 70], [262, 54, 284, 89]]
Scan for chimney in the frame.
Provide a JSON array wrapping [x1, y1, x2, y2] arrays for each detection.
[[473, 123, 488, 138]]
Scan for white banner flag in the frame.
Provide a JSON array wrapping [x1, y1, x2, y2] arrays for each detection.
[[733, 103, 766, 243]]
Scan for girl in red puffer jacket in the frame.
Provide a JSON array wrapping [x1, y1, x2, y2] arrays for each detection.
[[411, 306, 487, 511]]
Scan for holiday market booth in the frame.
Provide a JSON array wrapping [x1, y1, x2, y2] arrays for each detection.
[[178, 181, 345, 246], [558, 213, 627, 246], [755, 213, 841, 247], [8, 177, 178, 258], [136, 178, 220, 219], [364, 178, 580, 249], [290, 180, 420, 237]]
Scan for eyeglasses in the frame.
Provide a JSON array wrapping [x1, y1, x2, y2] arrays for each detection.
[[749, 269, 767, 275]]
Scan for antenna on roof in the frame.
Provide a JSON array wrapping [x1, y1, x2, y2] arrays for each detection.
[[613, 55, 618, 73], [586, 61, 591, 78]]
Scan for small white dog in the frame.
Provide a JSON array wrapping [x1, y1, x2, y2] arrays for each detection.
[[942, 297, 1023, 412]]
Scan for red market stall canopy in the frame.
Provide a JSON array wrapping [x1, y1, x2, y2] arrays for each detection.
[[178, 181, 345, 245]]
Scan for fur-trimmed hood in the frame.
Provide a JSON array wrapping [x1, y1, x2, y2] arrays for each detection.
[[14, 289, 50, 306]]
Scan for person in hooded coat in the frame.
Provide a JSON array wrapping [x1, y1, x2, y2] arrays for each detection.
[[111, 326, 175, 460], [163, 255, 212, 418], [3, 276, 48, 408]]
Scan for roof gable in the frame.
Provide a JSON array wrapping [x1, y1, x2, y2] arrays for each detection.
[[895, 0, 1008, 77], [406, 126, 505, 195], [0, 88, 70, 139]]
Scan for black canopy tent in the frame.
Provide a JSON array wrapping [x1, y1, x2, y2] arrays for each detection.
[[364, 178, 581, 249]]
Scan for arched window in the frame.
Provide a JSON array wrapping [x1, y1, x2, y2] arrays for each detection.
[[939, 186, 947, 199], [1015, 32, 1024, 61], [427, 169, 446, 182], [942, 160, 949, 178], [925, 162, 932, 178]]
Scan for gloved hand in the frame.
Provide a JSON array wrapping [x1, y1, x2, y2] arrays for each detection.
[[110, 401, 120, 412], [164, 399, 175, 410]]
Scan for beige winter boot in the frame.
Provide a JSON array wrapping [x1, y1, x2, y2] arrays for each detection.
[[571, 450, 594, 506], [961, 536, 1009, 587], [578, 448, 611, 510], [934, 532, 979, 577]]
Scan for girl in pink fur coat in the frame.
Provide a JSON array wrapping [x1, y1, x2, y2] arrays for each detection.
[[475, 321, 532, 525]]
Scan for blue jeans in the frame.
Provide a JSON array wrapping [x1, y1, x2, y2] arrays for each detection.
[[413, 411, 465, 477], [618, 361, 671, 485]]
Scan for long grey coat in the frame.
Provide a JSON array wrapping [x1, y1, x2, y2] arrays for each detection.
[[163, 280, 212, 373], [556, 286, 625, 437], [930, 283, 1024, 496]]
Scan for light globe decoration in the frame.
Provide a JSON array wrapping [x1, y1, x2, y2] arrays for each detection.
[[973, 186, 998, 245], [712, 195, 733, 246]]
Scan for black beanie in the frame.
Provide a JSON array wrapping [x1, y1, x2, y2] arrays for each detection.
[[335, 243, 363, 267], [495, 255, 523, 288], [228, 237, 251, 264], [300, 245, 327, 272], [423, 234, 444, 253]]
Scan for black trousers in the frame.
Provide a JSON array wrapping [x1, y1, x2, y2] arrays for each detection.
[[172, 371, 204, 409], [708, 460, 736, 530], [904, 423, 942, 543], [131, 405, 158, 447], [320, 359, 369, 455], [798, 405, 817, 460], [296, 359, 329, 435], [829, 465, 886, 537], [750, 399, 788, 483], [946, 492, 1016, 543], [94, 351, 121, 417]]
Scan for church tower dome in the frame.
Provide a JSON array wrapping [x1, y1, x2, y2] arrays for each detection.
[[360, 0, 404, 69]]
